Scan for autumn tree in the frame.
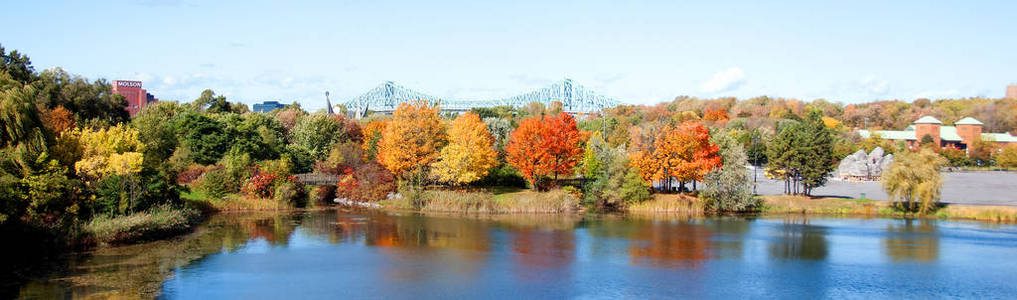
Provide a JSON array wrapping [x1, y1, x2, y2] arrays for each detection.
[[70, 125, 146, 214], [630, 121, 721, 193], [39, 105, 75, 134], [505, 112, 585, 189], [995, 145, 1017, 168], [361, 120, 387, 161], [431, 112, 498, 186], [883, 148, 946, 214], [377, 101, 447, 181]]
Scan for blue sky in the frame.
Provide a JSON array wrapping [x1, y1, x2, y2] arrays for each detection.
[[3, 0, 1015, 110]]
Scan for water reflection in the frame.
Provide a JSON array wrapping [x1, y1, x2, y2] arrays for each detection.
[[13, 211, 1017, 299], [628, 220, 713, 269], [883, 219, 939, 262], [768, 216, 828, 260]]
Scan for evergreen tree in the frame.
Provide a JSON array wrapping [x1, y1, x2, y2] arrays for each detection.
[[766, 110, 835, 196]]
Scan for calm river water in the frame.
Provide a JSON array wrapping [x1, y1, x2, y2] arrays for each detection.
[[13, 210, 1017, 299]]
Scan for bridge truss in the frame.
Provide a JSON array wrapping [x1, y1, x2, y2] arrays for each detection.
[[339, 79, 620, 117]]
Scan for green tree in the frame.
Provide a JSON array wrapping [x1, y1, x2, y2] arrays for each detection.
[[133, 102, 184, 166], [766, 110, 835, 195], [703, 131, 758, 211], [172, 111, 231, 165], [0, 43, 36, 84], [290, 113, 362, 160], [883, 148, 947, 214], [920, 134, 936, 147], [32, 68, 128, 125], [582, 133, 651, 209]]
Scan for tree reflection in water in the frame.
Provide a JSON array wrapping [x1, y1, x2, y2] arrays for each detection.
[[769, 216, 828, 261], [628, 219, 714, 269], [15, 212, 301, 299], [883, 219, 939, 262]]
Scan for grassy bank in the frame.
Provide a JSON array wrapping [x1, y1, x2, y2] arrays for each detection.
[[627, 194, 706, 214], [381, 187, 580, 214], [761, 195, 1017, 223], [82, 205, 202, 247], [181, 190, 295, 212]]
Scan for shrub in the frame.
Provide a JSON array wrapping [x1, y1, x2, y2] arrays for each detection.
[[475, 164, 527, 188], [242, 171, 278, 198], [338, 162, 396, 202], [196, 168, 229, 199], [219, 150, 253, 193], [273, 178, 307, 207], [177, 164, 211, 184], [84, 205, 201, 246]]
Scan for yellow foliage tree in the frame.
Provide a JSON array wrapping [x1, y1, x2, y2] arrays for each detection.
[[71, 125, 146, 180], [431, 112, 498, 185], [821, 117, 841, 129], [377, 101, 447, 180], [65, 124, 146, 214]]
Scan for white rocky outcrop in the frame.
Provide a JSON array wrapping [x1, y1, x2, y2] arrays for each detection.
[[837, 147, 893, 180]]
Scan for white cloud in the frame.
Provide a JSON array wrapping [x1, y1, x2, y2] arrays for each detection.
[[915, 89, 960, 100], [701, 67, 746, 94], [859, 76, 889, 95]]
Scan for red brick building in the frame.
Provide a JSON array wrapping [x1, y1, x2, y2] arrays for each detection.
[[859, 116, 1017, 156], [112, 80, 158, 116]]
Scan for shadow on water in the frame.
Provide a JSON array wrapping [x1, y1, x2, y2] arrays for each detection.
[[14, 211, 302, 299]]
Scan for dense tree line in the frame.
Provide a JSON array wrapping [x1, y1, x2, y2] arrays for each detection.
[[4, 42, 1016, 251]]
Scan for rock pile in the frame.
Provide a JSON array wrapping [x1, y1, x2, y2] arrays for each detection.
[[837, 147, 893, 180]]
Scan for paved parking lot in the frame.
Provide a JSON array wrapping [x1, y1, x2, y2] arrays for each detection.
[[750, 170, 1017, 206]]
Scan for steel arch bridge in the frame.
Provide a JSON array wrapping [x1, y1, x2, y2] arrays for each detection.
[[339, 79, 620, 117]]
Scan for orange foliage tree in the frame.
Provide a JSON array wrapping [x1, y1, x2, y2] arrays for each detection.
[[506, 112, 585, 189], [702, 108, 730, 125], [361, 120, 388, 161], [40, 105, 76, 134], [631, 121, 721, 192], [377, 101, 447, 180]]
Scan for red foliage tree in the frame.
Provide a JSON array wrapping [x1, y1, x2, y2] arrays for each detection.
[[506, 112, 586, 189]]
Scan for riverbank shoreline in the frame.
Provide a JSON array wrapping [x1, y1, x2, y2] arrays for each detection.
[[366, 189, 1017, 224]]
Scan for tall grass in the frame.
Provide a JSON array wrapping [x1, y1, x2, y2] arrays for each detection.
[[182, 190, 293, 212], [385, 188, 579, 214], [936, 205, 1017, 223], [627, 194, 706, 214], [84, 205, 202, 246]]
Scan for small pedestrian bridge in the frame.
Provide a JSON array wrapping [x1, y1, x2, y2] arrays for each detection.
[[294, 173, 339, 185]]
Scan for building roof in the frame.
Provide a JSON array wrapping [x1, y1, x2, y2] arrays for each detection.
[[982, 133, 1017, 143], [955, 117, 984, 126], [939, 126, 963, 142], [858, 129, 916, 140], [914, 116, 942, 124]]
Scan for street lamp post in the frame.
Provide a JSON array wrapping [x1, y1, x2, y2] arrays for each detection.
[[752, 132, 759, 194]]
